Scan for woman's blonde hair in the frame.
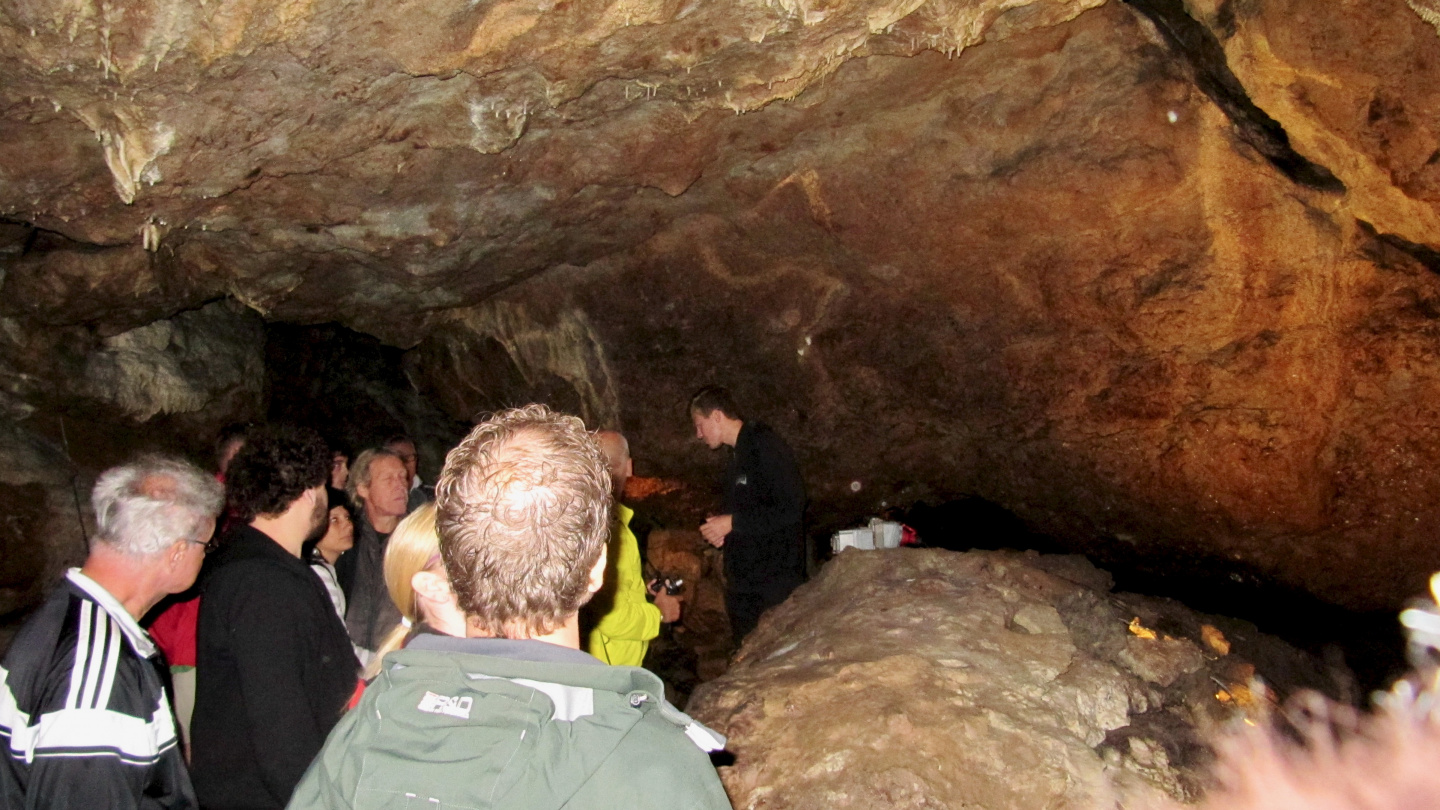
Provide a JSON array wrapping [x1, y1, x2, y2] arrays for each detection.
[[363, 502, 442, 679]]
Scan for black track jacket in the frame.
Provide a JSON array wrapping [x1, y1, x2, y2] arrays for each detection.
[[0, 569, 194, 810]]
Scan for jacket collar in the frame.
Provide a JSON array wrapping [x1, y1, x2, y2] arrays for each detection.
[[213, 523, 310, 571], [405, 634, 603, 666], [65, 569, 156, 658], [393, 636, 726, 751]]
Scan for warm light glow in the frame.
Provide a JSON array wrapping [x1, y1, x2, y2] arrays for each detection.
[[1128, 618, 1157, 640], [1201, 624, 1231, 655]]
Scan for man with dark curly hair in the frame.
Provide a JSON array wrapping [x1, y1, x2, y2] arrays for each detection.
[[289, 405, 729, 810], [191, 425, 357, 810]]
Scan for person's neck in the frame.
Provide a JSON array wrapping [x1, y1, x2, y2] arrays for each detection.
[[318, 546, 342, 565], [466, 613, 582, 649], [421, 603, 469, 639], [722, 418, 744, 448], [251, 515, 307, 557], [366, 505, 401, 534], [80, 551, 164, 620]]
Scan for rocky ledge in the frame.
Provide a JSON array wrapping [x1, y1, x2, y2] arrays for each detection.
[[688, 548, 1339, 809]]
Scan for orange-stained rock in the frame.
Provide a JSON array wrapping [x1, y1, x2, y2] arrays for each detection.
[[645, 528, 733, 683]]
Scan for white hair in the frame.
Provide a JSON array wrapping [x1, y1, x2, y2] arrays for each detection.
[[91, 454, 225, 557]]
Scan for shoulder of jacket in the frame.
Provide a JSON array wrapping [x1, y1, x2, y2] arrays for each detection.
[[635, 695, 727, 753], [209, 555, 313, 594]]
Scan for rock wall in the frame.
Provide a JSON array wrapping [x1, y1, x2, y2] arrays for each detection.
[[0, 299, 264, 615], [688, 548, 1339, 809], [4, 0, 1440, 611]]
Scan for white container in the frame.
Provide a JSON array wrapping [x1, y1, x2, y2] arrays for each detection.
[[871, 520, 902, 549], [831, 528, 876, 553], [832, 519, 906, 553]]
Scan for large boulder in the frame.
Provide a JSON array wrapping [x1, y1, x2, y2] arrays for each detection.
[[688, 548, 1337, 809]]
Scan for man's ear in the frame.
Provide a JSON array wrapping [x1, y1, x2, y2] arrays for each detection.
[[167, 539, 189, 569], [587, 545, 608, 595]]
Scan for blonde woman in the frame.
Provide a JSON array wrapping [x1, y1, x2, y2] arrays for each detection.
[[362, 503, 467, 680]]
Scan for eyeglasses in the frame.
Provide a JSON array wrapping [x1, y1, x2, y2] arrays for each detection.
[[188, 536, 221, 554]]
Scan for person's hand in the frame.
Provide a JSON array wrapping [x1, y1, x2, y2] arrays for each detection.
[[700, 514, 732, 547], [654, 590, 682, 624]]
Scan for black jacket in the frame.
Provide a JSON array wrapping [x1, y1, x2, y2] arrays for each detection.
[[722, 421, 807, 590], [191, 525, 357, 810], [339, 511, 400, 654], [0, 570, 195, 810]]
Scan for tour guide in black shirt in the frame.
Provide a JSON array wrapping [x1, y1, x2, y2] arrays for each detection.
[[691, 386, 807, 645], [191, 426, 357, 810]]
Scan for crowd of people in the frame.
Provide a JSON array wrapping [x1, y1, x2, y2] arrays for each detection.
[[0, 387, 808, 810]]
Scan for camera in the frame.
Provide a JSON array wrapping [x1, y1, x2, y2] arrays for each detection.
[[653, 577, 685, 596]]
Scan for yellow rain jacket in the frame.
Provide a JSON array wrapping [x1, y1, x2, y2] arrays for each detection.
[[586, 504, 661, 666]]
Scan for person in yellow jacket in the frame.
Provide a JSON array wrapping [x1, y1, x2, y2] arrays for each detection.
[[587, 431, 681, 666]]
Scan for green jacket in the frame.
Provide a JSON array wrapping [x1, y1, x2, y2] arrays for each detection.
[[587, 504, 663, 666], [287, 635, 731, 810]]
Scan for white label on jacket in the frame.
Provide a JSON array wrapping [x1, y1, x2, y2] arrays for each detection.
[[417, 691, 473, 720], [736, 475, 748, 486]]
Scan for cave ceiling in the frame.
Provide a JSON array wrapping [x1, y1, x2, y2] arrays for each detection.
[[5, 0, 1440, 612]]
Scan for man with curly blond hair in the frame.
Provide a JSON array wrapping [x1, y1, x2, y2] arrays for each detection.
[[289, 405, 729, 810]]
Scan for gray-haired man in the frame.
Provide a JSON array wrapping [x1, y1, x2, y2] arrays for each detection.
[[0, 455, 223, 810]]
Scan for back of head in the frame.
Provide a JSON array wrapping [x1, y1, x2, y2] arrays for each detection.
[[382, 434, 415, 453], [92, 455, 225, 557], [226, 425, 330, 522], [365, 502, 441, 679], [382, 503, 440, 627], [595, 430, 630, 497], [214, 422, 250, 471], [435, 404, 611, 638], [688, 385, 743, 421]]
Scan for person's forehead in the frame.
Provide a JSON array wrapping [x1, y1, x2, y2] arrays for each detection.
[[372, 456, 408, 476]]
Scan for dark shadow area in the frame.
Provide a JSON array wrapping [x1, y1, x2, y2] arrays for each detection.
[[265, 323, 470, 482], [1359, 219, 1440, 277], [901, 496, 1407, 696]]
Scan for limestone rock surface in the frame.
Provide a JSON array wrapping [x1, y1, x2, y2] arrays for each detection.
[[4, 0, 1440, 613], [687, 548, 1336, 809]]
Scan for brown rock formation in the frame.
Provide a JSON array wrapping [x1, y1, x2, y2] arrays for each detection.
[[687, 548, 1337, 809], [3, 0, 1440, 613]]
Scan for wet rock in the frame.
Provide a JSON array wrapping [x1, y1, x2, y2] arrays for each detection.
[[688, 548, 1337, 809], [0, 422, 90, 619], [79, 299, 264, 422]]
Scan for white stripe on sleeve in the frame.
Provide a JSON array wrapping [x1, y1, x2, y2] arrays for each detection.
[[65, 603, 94, 710], [93, 615, 121, 710]]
